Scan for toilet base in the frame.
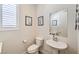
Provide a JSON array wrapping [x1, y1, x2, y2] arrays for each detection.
[[27, 52, 39, 54]]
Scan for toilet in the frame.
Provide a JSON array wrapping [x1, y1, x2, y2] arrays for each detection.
[[27, 37, 44, 54]]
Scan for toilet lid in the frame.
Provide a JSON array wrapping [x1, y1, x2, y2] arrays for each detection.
[[27, 44, 39, 52]]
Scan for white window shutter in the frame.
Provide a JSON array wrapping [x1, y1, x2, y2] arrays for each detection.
[[2, 4, 16, 27]]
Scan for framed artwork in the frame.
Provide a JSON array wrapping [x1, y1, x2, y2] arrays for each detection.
[[38, 16, 44, 26], [25, 16, 32, 26], [52, 20, 57, 26]]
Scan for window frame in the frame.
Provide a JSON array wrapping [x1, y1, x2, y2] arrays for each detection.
[[0, 4, 19, 31]]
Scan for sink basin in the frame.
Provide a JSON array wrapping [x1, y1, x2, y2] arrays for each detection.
[[46, 39, 67, 50]]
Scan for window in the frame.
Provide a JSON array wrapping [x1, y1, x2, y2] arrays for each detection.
[[0, 4, 19, 31]]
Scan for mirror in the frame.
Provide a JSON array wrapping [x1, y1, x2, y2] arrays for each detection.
[[49, 9, 68, 37]]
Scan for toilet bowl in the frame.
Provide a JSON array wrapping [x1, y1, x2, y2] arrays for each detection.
[[27, 37, 44, 54], [27, 44, 39, 54]]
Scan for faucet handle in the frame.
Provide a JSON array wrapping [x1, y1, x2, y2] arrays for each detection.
[[49, 33, 52, 35], [53, 37, 58, 41]]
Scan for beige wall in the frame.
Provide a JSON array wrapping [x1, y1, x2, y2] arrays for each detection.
[[77, 5, 79, 54], [0, 4, 77, 54], [77, 31, 79, 53], [0, 4, 36, 53], [36, 4, 77, 53]]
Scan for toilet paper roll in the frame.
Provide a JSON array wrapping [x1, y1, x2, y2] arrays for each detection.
[[23, 40, 27, 43]]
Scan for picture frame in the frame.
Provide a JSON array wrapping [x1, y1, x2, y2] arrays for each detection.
[[38, 16, 44, 26], [25, 16, 32, 26], [52, 20, 57, 26]]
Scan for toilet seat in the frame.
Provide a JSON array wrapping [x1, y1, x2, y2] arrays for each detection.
[[27, 44, 39, 53]]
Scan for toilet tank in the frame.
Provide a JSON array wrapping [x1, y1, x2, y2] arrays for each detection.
[[35, 37, 44, 46]]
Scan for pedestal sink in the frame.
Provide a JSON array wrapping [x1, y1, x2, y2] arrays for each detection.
[[46, 39, 68, 53]]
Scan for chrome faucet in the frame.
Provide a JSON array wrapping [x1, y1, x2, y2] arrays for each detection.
[[53, 35, 58, 41], [50, 33, 58, 41]]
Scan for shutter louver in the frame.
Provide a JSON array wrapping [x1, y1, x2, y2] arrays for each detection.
[[2, 4, 16, 27]]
